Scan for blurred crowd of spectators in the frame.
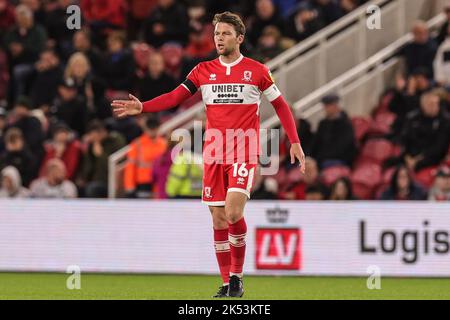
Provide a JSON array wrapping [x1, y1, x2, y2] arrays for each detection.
[[0, 0, 448, 202], [0, 0, 368, 199]]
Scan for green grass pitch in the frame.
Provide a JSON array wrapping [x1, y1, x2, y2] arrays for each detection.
[[1, 273, 450, 300]]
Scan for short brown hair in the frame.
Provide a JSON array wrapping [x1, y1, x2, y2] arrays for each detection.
[[213, 11, 246, 36]]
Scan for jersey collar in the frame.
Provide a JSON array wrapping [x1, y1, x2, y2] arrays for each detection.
[[219, 54, 244, 67], [219, 54, 244, 75]]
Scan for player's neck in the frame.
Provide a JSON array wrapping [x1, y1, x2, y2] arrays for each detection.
[[219, 50, 242, 65]]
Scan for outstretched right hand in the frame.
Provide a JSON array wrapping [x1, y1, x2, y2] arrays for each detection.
[[111, 94, 143, 118]]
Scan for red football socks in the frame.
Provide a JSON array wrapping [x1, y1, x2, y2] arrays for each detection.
[[228, 218, 247, 278], [214, 228, 231, 285]]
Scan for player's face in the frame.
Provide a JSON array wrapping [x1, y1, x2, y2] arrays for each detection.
[[214, 22, 243, 56]]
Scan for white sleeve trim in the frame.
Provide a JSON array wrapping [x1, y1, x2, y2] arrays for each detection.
[[181, 83, 190, 92], [263, 84, 282, 102]]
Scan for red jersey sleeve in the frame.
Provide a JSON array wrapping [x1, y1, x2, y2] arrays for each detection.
[[183, 64, 201, 94]]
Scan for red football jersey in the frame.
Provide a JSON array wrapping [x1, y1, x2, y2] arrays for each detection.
[[182, 55, 282, 164]]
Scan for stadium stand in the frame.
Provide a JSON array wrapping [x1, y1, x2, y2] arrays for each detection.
[[0, 0, 449, 202]]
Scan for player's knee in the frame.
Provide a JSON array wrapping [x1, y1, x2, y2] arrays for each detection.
[[210, 207, 227, 229], [212, 214, 228, 229], [225, 207, 243, 224]]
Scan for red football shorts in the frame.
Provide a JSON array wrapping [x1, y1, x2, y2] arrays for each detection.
[[202, 162, 257, 206]]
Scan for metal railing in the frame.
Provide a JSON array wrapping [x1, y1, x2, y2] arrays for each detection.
[[260, 13, 446, 141]]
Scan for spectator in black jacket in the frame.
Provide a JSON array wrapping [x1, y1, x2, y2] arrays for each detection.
[[0, 127, 37, 187], [51, 78, 88, 137], [311, 0, 344, 26], [43, 0, 76, 58], [78, 120, 126, 198], [136, 52, 176, 106], [247, 0, 285, 46], [3, 4, 47, 99], [389, 68, 434, 138], [401, 21, 438, 76], [6, 96, 44, 162], [143, 0, 189, 48], [98, 31, 135, 92], [29, 49, 63, 109], [401, 91, 450, 172], [380, 165, 427, 200], [312, 94, 357, 168], [285, 2, 324, 42]]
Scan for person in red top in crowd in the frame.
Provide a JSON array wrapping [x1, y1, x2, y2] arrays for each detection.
[[127, 0, 158, 40], [278, 157, 321, 200], [0, 0, 15, 42], [0, 48, 8, 102], [39, 123, 82, 181], [111, 12, 305, 299], [184, 24, 215, 59], [81, 0, 128, 42]]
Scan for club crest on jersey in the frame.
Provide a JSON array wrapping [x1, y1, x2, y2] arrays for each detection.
[[242, 71, 252, 82], [209, 73, 217, 81]]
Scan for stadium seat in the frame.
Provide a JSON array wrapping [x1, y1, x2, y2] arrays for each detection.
[[351, 163, 382, 199], [374, 184, 388, 199], [359, 138, 395, 165], [382, 167, 396, 185], [287, 167, 303, 184], [367, 112, 396, 136], [320, 165, 351, 186], [372, 91, 394, 116], [414, 166, 438, 189], [352, 182, 374, 200], [351, 117, 371, 145], [160, 43, 184, 79], [273, 167, 288, 188]]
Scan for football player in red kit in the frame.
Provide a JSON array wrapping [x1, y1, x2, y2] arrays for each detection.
[[111, 11, 305, 298]]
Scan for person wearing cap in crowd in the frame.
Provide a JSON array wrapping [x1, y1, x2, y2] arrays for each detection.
[[52, 77, 88, 137], [0, 165, 30, 198], [30, 158, 77, 199], [0, 127, 38, 187], [5, 95, 45, 162], [39, 122, 82, 181], [311, 93, 357, 168], [124, 116, 167, 198], [78, 120, 126, 198], [428, 166, 450, 201]]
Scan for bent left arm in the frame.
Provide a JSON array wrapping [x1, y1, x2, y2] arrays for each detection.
[[271, 95, 306, 173]]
